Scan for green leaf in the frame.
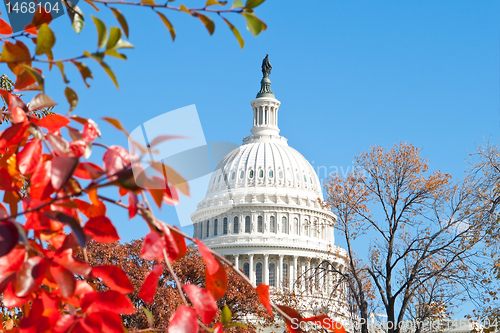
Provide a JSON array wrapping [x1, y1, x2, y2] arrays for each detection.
[[179, 4, 191, 14], [232, 0, 243, 8], [92, 16, 108, 49], [106, 27, 122, 50], [245, 0, 264, 9], [35, 24, 55, 56], [110, 8, 129, 38], [99, 61, 118, 88], [142, 307, 154, 327], [64, 0, 85, 34], [206, 0, 226, 6], [242, 12, 266, 36], [64, 86, 78, 112], [113, 39, 134, 50], [156, 11, 176, 41], [104, 49, 127, 60], [85, 51, 119, 89], [222, 17, 244, 49], [196, 13, 215, 35], [84, 50, 104, 62], [221, 304, 231, 326], [20, 65, 44, 91], [56, 61, 69, 84], [71, 60, 93, 88]]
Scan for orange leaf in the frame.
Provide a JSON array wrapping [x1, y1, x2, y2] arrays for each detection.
[[0, 19, 13, 35]]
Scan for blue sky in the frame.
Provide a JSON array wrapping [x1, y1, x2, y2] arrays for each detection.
[[10, 0, 500, 315]]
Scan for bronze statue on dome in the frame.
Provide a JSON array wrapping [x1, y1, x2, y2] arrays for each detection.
[[262, 54, 272, 78]]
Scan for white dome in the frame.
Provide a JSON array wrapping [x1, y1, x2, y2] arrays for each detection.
[[206, 139, 323, 201], [190, 61, 349, 324]]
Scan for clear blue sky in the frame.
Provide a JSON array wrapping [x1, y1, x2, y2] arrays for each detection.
[[20, 0, 500, 315]]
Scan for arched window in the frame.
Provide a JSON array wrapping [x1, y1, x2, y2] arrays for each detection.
[[259, 169, 264, 178], [233, 217, 239, 234], [257, 216, 263, 233], [256, 263, 263, 285], [279, 170, 283, 179], [283, 263, 288, 286], [294, 218, 299, 235], [282, 217, 288, 234], [269, 263, 276, 287], [243, 263, 249, 277], [240, 170, 244, 179], [245, 216, 251, 233], [270, 216, 276, 233], [231, 172, 235, 180], [304, 219, 309, 236], [249, 170, 254, 178], [223, 218, 228, 235], [206, 221, 210, 238], [214, 219, 218, 236]]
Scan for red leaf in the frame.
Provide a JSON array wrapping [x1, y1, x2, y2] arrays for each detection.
[[74, 280, 94, 297], [18, 139, 42, 174], [54, 249, 91, 276], [82, 122, 97, 142], [128, 192, 138, 219], [11, 106, 28, 123], [163, 184, 179, 205], [277, 305, 304, 333], [171, 227, 187, 260], [103, 145, 130, 179], [0, 220, 19, 257], [79, 311, 124, 333], [161, 224, 180, 262], [3, 282, 30, 307], [83, 216, 119, 243], [0, 121, 29, 149], [195, 239, 219, 275], [205, 258, 227, 300], [138, 264, 163, 304], [37, 114, 69, 132], [0, 248, 25, 274], [68, 140, 87, 158], [74, 198, 106, 218], [53, 315, 77, 333], [183, 283, 217, 325], [15, 256, 49, 297], [214, 323, 224, 333], [73, 162, 103, 180], [149, 188, 163, 209], [50, 264, 76, 298], [51, 156, 79, 191], [0, 19, 13, 34], [140, 232, 166, 261], [30, 161, 54, 200], [168, 305, 199, 333], [81, 290, 135, 314], [91, 265, 134, 294], [0, 168, 16, 191], [256, 284, 273, 317]]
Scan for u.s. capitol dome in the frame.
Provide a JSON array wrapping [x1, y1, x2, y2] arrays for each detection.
[[191, 57, 349, 327]]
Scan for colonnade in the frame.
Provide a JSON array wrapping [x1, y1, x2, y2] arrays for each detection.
[[230, 253, 345, 296]]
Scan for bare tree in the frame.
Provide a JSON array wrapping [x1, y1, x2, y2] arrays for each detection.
[[324, 143, 486, 333]]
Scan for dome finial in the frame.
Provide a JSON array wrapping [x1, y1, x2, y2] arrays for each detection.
[[257, 54, 274, 98]]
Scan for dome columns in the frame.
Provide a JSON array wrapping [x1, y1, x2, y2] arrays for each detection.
[[250, 98, 281, 137]]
